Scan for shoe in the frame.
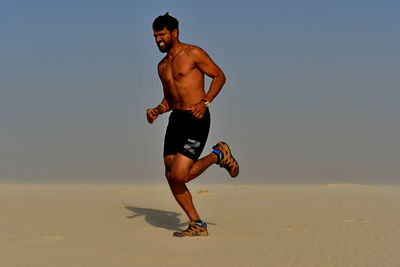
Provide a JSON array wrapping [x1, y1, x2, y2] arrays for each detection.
[[213, 142, 239, 178], [173, 221, 208, 237]]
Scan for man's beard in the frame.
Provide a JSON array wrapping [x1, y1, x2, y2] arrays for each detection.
[[157, 41, 171, 53]]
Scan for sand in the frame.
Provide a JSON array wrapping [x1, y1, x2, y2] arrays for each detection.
[[1, 183, 400, 266]]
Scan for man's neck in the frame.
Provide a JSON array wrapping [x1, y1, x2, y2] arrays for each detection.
[[167, 41, 184, 58]]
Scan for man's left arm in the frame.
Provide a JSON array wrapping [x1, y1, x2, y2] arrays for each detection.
[[187, 47, 226, 118], [194, 47, 226, 103]]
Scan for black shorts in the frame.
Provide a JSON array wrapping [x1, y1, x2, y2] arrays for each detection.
[[163, 108, 210, 161]]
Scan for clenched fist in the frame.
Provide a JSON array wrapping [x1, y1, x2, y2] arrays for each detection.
[[146, 108, 159, 123]]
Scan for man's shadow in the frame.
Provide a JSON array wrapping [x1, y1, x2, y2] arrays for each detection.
[[125, 206, 187, 231], [125, 205, 216, 231]]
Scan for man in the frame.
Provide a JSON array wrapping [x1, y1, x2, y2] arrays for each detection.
[[146, 13, 239, 237]]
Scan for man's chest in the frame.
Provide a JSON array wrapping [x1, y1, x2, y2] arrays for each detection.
[[161, 56, 196, 82]]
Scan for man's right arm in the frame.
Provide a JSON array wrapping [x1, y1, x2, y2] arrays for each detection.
[[147, 60, 172, 124]]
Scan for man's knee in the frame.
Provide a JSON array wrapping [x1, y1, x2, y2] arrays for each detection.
[[170, 169, 189, 183], [164, 154, 192, 183]]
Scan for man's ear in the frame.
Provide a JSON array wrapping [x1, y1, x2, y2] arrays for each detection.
[[172, 29, 179, 39]]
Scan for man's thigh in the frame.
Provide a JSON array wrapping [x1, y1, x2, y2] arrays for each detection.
[[170, 153, 194, 181]]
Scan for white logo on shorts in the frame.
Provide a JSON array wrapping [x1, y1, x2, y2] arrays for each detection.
[[184, 139, 201, 154]]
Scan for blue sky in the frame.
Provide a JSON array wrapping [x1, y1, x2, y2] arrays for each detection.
[[1, 0, 399, 184]]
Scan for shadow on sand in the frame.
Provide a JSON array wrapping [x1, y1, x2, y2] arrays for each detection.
[[125, 206, 187, 231], [125, 206, 216, 231]]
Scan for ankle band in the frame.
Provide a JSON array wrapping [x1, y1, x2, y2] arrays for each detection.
[[195, 220, 205, 227], [212, 149, 222, 163]]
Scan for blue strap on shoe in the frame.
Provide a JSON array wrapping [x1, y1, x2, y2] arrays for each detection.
[[195, 220, 205, 227], [212, 149, 222, 164]]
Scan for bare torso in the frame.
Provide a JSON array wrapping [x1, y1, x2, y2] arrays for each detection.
[[158, 44, 206, 110]]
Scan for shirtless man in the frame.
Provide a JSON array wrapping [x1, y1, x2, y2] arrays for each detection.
[[146, 13, 239, 237]]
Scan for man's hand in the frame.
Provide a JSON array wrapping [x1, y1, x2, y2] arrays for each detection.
[[187, 100, 207, 119], [146, 108, 159, 123]]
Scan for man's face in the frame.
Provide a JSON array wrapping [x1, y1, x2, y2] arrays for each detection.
[[153, 27, 173, 53]]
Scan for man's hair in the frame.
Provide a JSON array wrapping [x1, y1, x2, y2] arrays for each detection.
[[152, 12, 179, 32]]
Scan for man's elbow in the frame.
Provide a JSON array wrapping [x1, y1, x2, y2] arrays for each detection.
[[219, 71, 226, 85]]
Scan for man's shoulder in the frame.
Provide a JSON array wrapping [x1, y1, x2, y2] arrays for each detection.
[[184, 44, 205, 55], [183, 44, 209, 61], [157, 56, 168, 73], [157, 56, 168, 67]]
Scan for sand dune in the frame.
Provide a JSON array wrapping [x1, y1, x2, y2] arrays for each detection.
[[1, 183, 399, 266]]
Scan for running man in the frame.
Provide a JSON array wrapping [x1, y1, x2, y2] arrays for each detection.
[[146, 13, 239, 237]]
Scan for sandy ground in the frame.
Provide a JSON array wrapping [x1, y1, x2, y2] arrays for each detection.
[[1, 183, 400, 266]]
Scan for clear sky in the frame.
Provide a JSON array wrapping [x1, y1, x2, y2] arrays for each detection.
[[1, 0, 399, 184]]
